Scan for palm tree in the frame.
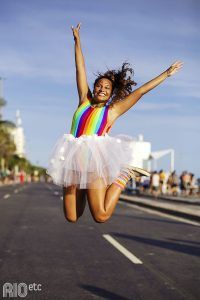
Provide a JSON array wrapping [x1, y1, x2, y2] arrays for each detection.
[[0, 123, 16, 172], [0, 96, 7, 120], [0, 126, 16, 157]]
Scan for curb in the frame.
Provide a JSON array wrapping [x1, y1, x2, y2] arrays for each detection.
[[119, 194, 200, 223], [137, 193, 200, 205], [0, 182, 21, 188]]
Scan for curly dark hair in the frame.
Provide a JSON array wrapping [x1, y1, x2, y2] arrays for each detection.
[[93, 61, 137, 106]]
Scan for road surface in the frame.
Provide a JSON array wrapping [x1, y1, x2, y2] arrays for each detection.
[[0, 182, 199, 300]]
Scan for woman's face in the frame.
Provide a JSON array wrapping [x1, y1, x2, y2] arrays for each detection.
[[93, 78, 113, 103]]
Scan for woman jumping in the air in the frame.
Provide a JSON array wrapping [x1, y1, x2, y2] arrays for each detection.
[[46, 23, 183, 223]]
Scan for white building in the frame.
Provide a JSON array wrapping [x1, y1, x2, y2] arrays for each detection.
[[10, 110, 26, 158], [0, 78, 25, 158], [123, 134, 174, 172], [128, 134, 151, 168]]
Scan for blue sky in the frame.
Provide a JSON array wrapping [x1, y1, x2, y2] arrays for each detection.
[[0, 0, 199, 176]]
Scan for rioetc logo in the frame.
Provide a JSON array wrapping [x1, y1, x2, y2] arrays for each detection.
[[2, 282, 42, 298]]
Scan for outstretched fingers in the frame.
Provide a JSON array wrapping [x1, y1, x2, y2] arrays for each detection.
[[71, 22, 81, 31], [168, 60, 184, 76], [70, 22, 82, 40], [77, 22, 81, 30]]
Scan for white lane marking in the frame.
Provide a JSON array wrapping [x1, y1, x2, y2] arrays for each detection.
[[3, 194, 10, 199], [119, 201, 200, 227], [103, 234, 143, 264]]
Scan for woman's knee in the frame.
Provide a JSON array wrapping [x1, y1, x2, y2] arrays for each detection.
[[63, 210, 79, 223], [64, 214, 78, 223], [93, 212, 110, 223]]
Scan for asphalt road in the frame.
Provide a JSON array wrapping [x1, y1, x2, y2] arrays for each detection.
[[0, 182, 200, 300]]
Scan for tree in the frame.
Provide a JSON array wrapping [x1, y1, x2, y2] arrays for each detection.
[[0, 126, 16, 158], [0, 96, 7, 120]]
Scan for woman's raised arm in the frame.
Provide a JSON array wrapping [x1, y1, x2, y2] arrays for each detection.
[[71, 23, 92, 104], [112, 61, 184, 118]]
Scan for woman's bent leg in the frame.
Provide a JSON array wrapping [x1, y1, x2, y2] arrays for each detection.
[[86, 178, 122, 223], [63, 185, 86, 222]]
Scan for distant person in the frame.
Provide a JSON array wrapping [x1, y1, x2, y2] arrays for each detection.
[[189, 173, 197, 195], [19, 170, 25, 184], [170, 171, 179, 196], [142, 177, 150, 193], [180, 171, 190, 196], [197, 178, 200, 196], [151, 171, 160, 197], [180, 171, 185, 194], [139, 176, 150, 194], [184, 171, 191, 196], [159, 169, 165, 194], [46, 23, 183, 223]]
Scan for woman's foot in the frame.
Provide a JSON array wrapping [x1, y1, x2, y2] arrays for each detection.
[[113, 166, 150, 190], [127, 166, 151, 178]]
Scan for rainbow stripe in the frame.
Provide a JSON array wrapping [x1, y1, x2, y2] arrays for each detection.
[[70, 100, 110, 137]]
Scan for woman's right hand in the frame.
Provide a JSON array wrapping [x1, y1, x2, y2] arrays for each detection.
[[71, 23, 81, 41]]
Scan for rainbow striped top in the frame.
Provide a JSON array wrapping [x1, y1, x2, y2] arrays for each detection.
[[70, 100, 111, 137]]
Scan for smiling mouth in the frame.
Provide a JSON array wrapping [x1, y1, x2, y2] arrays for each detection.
[[98, 93, 106, 96]]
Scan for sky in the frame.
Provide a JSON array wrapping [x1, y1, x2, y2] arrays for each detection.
[[0, 0, 200, 176]]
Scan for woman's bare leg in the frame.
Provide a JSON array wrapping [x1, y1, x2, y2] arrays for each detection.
[[63, 185, 86, 222], [86, 178, 122, 223]]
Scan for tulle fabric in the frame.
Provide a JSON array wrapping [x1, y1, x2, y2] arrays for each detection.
[[46, 133, 133, 189]]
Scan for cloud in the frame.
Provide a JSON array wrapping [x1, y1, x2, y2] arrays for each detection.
[[0, 49, 74, 84], [0, 2, 199, 94], [136, 102, 181, 111]]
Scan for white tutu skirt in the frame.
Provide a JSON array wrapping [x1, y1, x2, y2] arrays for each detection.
[[46, 133, 134, 189]]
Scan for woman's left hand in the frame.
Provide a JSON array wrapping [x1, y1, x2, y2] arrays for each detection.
[[167, 60, 184, 77]]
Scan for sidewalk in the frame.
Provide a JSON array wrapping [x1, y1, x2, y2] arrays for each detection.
[[137, 193, 200, 205], [0, 182, 21, 187], [120, 192, 200, 223]]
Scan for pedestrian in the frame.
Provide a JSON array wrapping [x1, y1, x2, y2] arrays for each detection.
[[19, 170, 25, 184], [181, 171, 190, 196], [151, 171, 160, 197], [180, 171, 185, 194], [197, 178, 200, 196], [189, 173, 197, 195], [171, 171, 179, 196], [159, 169, 165, 194], [46, 23, 183, 223]]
